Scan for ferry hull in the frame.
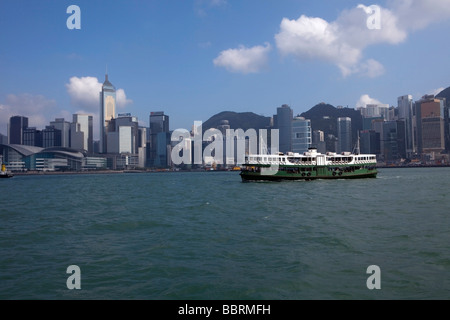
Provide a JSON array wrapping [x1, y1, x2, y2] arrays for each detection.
[[240, 169, 377, 182]]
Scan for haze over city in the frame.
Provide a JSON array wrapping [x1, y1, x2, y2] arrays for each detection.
[[1, 0, 450, 137]]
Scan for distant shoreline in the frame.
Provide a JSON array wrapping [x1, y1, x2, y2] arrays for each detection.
[[6, 165, 450, 177]]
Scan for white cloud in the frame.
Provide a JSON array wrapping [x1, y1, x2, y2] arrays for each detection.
[[213, 43, 271, 74], [388, 0, 450, 31], [66, 76, 102, 111], [274, 5, 408, 78], [0, 94, 57, 133], [65, 76, 132, 111], [356, 94, 384, 109], [116, 88, 133, 109]]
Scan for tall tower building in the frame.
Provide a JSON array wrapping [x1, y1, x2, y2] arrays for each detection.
[[337, 117, 352, 153], [50, 118, 71, 148], [8, 116, 29, 145], [148, 111, 170, 167], [275, 104, 293, 154], [99, 73, 116, 153], [398, 95, 414, 157], [292, 116, 311, 154], [71, 114, 93, 153], [415, 95, 445, 156]]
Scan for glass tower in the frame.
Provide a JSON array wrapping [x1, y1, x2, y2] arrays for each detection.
[[99, 74, 116, 153], [275, 104, 293, 154], [292, 116, 311, 154], [337, 117, 352, 153], [8, 116, 29, 145]]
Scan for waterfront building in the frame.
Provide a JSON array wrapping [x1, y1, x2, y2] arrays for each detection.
[[274, 104, 293, 154], [383, 121, 406, 162], [107, 114, 139, 155], [137, 127, 147, 168], [415, 95, 446, 157], [42, 126, 62, 148], [99, 73, 116, 153], [50, 118, 70, 148], [360, 130, 380, 155], [398, 95, 415, 157], [23, 127, 42, 147], [148, 111, 170, 167], [312, 130, 326, 154], [71, 114, 93, 153], [8, 116, 28, 145], [291, 116, 311, 154], [337, 117, 352, 153]]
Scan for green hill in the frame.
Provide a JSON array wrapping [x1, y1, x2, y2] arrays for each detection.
[[300, 103, 363, 141], [202, 111, 271, 132]]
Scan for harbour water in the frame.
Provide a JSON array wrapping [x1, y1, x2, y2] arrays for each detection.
[[1, 168, 449, 300]]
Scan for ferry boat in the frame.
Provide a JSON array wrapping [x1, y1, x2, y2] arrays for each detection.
[[0, 163, 14, 179], [240, 148, 377, 181]]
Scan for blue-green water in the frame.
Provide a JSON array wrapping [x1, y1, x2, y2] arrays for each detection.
[[1, 168, 449, 300]]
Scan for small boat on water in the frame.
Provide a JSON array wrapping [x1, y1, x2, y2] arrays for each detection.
[[240, 147, 377, 181], [0, 163, 13, 179]]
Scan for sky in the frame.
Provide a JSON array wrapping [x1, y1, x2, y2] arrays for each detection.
[[1, 0, 450, 139]]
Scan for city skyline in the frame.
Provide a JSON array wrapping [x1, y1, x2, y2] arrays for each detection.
[[1, 0, 450, 137]]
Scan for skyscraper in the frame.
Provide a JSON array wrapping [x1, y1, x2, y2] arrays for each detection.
[[8, 116, 28, 145], [42, 126, 62, 148], [415, 95, 445, 156], [291, 116, 311, 154], [99, 73, 116, 153], [312, 130, 327, 154], [337, 117, 352, 153], [50, 118, 71, 148], [275, 104, 293, 154], [71, 114, 93, 153], [109, 113, 139, 154], [148, 111, 170, 167], [398, 95, 414, 157], [23, 127, 42, 147]]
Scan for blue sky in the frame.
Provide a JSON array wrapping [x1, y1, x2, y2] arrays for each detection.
[[1, 0, 450, 138]]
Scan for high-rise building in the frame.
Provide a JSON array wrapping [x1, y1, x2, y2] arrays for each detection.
[[148, 111, 170, 167], [8, 116, 28, 145], [415, 95, 445, 155], [337, 117, 352, 153], [107, 114, 139, 155], [50, 118, 71, 148], [312, 130, 327, 154], [398, 95, 415, 158], [71, 114, 93, 153], [275, 104, 293, 154], [99, 73, 116, 153], [42, 126, 62, 148], [23, 127, 42, 147], [358, 104, 389, 119], [291, 116, 311, 154], [383, 121, 406, 161], [360, 130, 380, 155]]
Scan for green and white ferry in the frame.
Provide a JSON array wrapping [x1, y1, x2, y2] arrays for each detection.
[[240, 147, 377, 181]]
